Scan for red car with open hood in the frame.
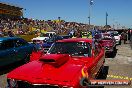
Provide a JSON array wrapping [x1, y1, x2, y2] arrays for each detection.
[[7, 38, 105, 88]]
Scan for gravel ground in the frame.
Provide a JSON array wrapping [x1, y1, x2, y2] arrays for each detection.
[[0, 42, 132, 88]]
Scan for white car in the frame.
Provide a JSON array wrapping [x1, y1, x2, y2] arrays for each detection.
[[31, 32, 56, 43], [46, 31, 56, 37], [107, 31, 121, 45], [32, 37, 49, 44]]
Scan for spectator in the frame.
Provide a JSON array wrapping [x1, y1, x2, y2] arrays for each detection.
[[8, 31, 15, 37], [121, 30, 127, 44], [128, 29, 132, 41]]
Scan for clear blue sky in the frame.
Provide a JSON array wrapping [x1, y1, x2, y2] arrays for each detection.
[[1, 0, 132, 28]]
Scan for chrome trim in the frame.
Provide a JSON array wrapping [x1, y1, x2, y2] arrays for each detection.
[[8, 79, 60, 87]]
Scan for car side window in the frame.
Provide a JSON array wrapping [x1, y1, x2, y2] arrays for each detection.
[[0, 40, 14, 50], [15, 39, 28, 47]]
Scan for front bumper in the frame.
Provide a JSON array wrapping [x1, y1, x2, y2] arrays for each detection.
[[115, 40, 120, 44]]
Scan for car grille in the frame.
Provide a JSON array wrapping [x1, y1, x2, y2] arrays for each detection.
[[17, 81, 59, 88]]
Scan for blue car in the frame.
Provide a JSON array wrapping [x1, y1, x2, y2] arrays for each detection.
[[0, 37, 34, 67], [42, 35, 63, 53]]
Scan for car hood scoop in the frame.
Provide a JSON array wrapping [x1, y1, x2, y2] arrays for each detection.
[[39, 54, 70, 67]]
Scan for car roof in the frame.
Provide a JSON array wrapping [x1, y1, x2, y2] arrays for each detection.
[[0, 37, 20, 42], [57, 38, 93, 43], [46, 32, 56, 33]]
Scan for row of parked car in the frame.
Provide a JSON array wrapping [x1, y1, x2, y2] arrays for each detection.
[[0, 30, 121, 88]]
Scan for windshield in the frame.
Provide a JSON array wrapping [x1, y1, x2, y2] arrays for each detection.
[[48, 42, 91, 57], [46, 36, 63, 43], [112, 33, 119, 36], [40, 33, 49, 37]]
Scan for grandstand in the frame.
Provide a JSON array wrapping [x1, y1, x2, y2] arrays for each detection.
[[0, 2, 23, 19]]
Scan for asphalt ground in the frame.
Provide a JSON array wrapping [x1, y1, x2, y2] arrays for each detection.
[[104, 41, 132, 88], [0, 41, 132, 88]]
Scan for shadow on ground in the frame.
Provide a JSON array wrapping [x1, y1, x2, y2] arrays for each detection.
[[97, 66, 109, 79], [105, 49, 118, 58], [92, 66, 109, 88]]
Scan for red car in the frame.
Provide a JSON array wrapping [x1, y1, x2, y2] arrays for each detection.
[[99, 33, 116, 54], [7, 38, 105, 88]]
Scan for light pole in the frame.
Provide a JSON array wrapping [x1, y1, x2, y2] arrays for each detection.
[[105, 12, 108, 30], [88, 16, 90, 26], [89, 0, 93, 29], [58, 17, 61, 30], [58, 17, 61, 22]]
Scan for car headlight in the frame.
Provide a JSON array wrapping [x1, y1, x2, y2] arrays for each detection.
[[7, 79, 18, 88]]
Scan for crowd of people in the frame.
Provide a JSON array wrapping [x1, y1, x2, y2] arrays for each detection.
[[0, 17, 90, 37], [0, 17, 132, 48]]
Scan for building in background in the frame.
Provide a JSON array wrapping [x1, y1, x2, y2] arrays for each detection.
[[0, 2, 23, 19]]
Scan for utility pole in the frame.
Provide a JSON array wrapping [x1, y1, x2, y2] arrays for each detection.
[[88, 16, 90, 26], [89, 0, 93, 29], [58, 17, 61, 22], [106, 12, 108, 30]]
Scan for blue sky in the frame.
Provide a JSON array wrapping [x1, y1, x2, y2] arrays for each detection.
[[0, 0, 132, 28]]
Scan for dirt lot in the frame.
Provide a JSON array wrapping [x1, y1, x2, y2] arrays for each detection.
[[0, 42, 132, 88]]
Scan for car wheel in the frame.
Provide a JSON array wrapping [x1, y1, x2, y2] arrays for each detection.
[[98, 65, 105, 77], [80, 77, 90, 87], [114, 46, 116, 51]]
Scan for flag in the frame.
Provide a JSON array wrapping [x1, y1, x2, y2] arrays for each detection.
[[90, 0, 93, 5]]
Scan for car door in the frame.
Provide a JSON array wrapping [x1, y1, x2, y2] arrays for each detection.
[[0, 40, 16, 67], [14, 38, 33, 61]]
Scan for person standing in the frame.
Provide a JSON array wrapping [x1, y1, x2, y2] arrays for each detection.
[[121, 30, 127, 44], [129, 29, 132, 49], [128, 29, 131, 41], [76, 30, 82, 38]]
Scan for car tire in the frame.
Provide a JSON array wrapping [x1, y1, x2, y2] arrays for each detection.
[[114, 46, 116, 51], [99, 65, 105, 77], [80, 77, 90, 87]]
